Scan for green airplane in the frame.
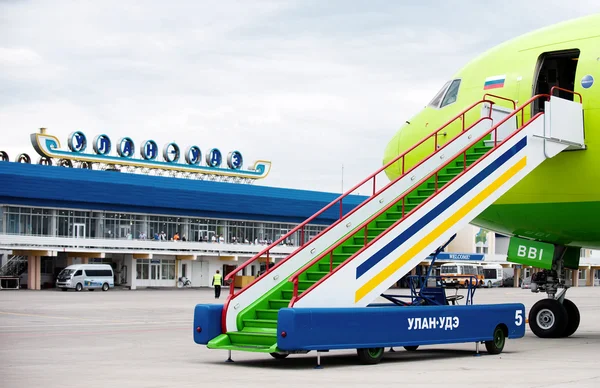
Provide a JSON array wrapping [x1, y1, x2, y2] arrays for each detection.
[[382, 13, 599, 338]]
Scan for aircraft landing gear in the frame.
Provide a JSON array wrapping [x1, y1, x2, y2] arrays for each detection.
[[528, 298, 567, 338], [561, 298, 581, 337], [527, 267, 580, 338]]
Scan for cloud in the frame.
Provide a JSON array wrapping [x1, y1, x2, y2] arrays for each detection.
[[1, 1, 599, 193]]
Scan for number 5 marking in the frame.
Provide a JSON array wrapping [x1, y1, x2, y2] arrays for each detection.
[[515, 309, 523, 326]]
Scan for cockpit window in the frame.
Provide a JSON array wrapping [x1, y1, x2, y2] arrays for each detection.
[[441, 79, 461, 107], [428, 81, 451, 108], [428, 79, 461, 109]]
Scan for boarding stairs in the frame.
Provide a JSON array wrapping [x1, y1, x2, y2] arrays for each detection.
[[0, 255, 27, 289], [209, 88, 585, 353]]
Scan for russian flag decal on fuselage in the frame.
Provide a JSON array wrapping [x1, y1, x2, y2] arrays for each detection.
[[484, 75, 506, 90]]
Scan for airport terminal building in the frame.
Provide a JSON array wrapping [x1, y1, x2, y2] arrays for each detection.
[[0, 129, 365, 289], [1, 129, 599, 290]]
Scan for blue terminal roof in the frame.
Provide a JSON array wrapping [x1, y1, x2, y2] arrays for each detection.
[[0, 162, 368, 225]]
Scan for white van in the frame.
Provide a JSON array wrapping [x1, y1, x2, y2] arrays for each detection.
[[481, 263, 504, 288], [56, 264, 114, 292]]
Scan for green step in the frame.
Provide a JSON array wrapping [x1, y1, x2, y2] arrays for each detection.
[[227, 331, 277, 347], [437, 173, 458, 181], [282, 287, 314, 299], [406, 195, 429, 205], [269, 299, 291, 309], [242, 318, 277, 329], [375, 219, 400, 228], [358, 227, 388, 235], [210, 343, 275, 353], [318, 262, 344, 272], [298, 280, 315, 290], [393, 203, 417, 212], [458, 154, 484, 163], [453, 161, 471, 168], [306, 271, 329, 281], [446, 167, 464, 175], [352, 236, 375, 245], [207, 333, 277, 353], [426, 180, 450, 189], [333, 252, 353, 260], [341, 244, 365, 254], [256, 309, 279, 320], [384, 211, 406, 219]]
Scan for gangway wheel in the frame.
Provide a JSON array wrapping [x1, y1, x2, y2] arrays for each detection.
[[357, 347, 384, 364], [269, 352, 289, 360], [484, 325, 506, 354]]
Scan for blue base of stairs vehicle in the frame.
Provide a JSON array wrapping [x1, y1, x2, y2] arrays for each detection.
[[275, 303, 525, 353], [193, 271, 526, 366]]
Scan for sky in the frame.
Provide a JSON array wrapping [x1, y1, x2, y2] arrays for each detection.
[[1, 0, 599, 194]]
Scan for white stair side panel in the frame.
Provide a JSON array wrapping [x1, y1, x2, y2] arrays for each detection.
[[481, 102, 517, 143], [547, 96, 585, 148], [295, 115, 568, 308], [542, 102, 564, 158], [223, 118, 494, 331]]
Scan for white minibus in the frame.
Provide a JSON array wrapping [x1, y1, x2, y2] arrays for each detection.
[[56, 264, 114, 291], [481, 263, 505, 288]]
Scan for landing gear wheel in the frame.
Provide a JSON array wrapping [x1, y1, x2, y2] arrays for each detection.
[[75, 283, 83, 292], [528, 299, 568, 338], [357, 347, 384, 364], [403, 345, 419, 351], [485, 325, 506, 354], [102, 283, 109, 291], [561, 298, 580, 337], [269, 352, 289, 360]]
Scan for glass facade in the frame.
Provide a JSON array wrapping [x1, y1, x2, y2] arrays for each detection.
[[1, 205, 328, 247], [6, 207, 52, 236], [135, 259, 176, 280]]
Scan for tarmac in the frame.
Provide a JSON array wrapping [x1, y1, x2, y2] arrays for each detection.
[[1, 286, 600, 388]]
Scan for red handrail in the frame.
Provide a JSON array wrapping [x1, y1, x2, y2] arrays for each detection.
[[550, 86, 583, 103], [222, 98, 496, 298], [288, 114, 492, 298], [289, 93, 564, 306], [483, 93, 516, 110]]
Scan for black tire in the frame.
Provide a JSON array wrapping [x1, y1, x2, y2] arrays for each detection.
[[75, 283, 83, 292], [102, 283, 109, 291], [485, 325, 506, 354], [357, 347, 384, 364], [269, 352, 289, 360], [561, 299, 580, 337], [487, 281, 492, 288], [528, 299, 568, 338], [404, 345, 419, 351]]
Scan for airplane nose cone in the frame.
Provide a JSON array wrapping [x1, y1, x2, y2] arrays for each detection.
[[382, 130, 404, 182], [382, 117, 434, 183]]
